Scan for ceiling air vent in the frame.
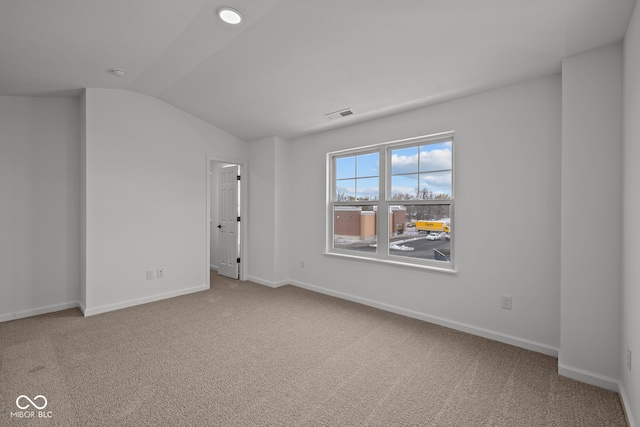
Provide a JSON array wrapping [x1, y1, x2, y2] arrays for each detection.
[[325, 108, 354, 120]]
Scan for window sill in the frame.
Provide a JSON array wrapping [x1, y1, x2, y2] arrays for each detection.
[[323, 251, 458, 275]]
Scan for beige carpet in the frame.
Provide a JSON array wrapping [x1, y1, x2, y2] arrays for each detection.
[[0, 273, 628, 426]]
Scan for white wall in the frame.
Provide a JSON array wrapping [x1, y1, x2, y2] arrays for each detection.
[[559, 44, 623, 391], [287, 75, 562, 355], [0, 96, 81, 321], [248, 136, 291, 286], [273, 137, 291, 282], [248, 137, 276, 284], [623, 3, 640, 424], [83, 89, 248, 315], [80, 92, 87, 311]]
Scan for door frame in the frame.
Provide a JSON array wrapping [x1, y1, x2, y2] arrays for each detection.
[[206, 156, 248, 283]]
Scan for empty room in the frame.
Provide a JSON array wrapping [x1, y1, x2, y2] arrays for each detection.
[[1, 0, 639, 426]]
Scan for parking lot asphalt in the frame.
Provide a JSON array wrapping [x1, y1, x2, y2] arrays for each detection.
[[391, 236, 450, 259], [336, 234, 450, 260]]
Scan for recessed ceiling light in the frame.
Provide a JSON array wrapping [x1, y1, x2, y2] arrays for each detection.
[[108, 68, 126, 77], [218, 7, 242, 25]]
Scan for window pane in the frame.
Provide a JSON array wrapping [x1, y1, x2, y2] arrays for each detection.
[[333, 206, 377, 254], [336, 156, 355, 179], [336, 179, 355, 201], [356, 177, 379, 200], [391, 146, 419, 175], [336, 154, 379, 201], [388, 204, 451, 262], [329, 133, 454, 270], [391, 174, 419, 200], [356, 152, 379, 178], [418, 171, 452, 199], [419, 141, 452, 172]]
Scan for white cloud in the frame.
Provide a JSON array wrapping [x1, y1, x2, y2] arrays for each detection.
[[421, 172, 451, 187], [391, 153, 418, 174], [356, 186, 379, 200], [391, 185, 416, 196], [419, 149, 451, 171], [391, 148, 451, 174]]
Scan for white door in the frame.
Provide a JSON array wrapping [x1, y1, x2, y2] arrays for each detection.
[[218, 165, 239, 279]]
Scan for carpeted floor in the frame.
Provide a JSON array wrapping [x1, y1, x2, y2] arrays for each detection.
[[0, 273, 628, 426]]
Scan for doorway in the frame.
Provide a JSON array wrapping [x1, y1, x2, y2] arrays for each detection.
[[217, 164, 239, 279], [208, 159, 246, 281]]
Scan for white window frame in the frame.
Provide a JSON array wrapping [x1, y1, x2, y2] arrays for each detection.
[[326, 131, 456, 273]]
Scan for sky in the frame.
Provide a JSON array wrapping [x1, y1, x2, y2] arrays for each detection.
[[336, 141, 452, 200]]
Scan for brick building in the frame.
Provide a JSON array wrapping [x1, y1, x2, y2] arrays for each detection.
[[334, 207, 406, 241]]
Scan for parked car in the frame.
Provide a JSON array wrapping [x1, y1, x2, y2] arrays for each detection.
[[443, 233, 450, 241], [426, 233, 441, 241]]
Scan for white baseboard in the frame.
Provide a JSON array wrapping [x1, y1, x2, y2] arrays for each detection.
[[247, 276, 288, 288], [0, 301, 80, 323], [556, 367, 636, 426], [210, 265, 218, 271], [557, 362, 620, 392], [619, 381, 637, 427], [82, 285, 208, 317], [289, 279, 558, 357]]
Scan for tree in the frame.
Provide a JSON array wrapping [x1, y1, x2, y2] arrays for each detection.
[[337, 187, 378, 202], [391, 192, 412, 200], [336, 187, 348, 201]]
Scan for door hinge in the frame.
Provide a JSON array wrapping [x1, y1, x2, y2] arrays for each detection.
[[237, 216, 241, 222], [237, 258, 241, 263], [237, 175, 241, 181]]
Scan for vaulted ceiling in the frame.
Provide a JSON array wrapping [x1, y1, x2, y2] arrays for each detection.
[[0, 0, 636, 141]]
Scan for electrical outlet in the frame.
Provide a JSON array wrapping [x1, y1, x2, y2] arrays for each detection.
[[157, 268, 165, 278], [501, 295, 512, 310], [628, 348, 632, 371], [146, 270, 154, 280]]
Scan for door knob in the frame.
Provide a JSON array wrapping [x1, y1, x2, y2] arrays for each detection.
[[217, 225, 222, 228]]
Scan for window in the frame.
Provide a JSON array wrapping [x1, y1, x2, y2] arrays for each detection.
[[327, 132, 454, 271]]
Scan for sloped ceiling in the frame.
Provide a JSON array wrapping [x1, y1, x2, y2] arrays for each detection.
[[0, 0, 636, 141]]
